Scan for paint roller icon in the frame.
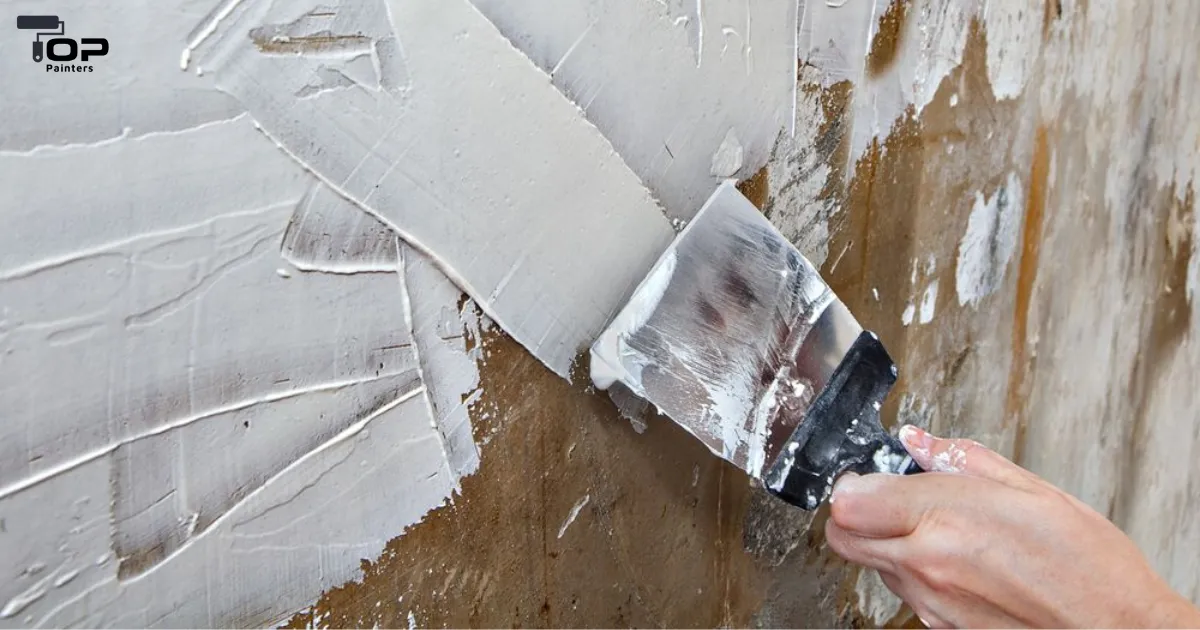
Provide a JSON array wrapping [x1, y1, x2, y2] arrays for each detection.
[[16, 15, 64, 62]]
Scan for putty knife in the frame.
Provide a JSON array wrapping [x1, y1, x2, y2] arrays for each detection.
[[591, 182, 921, 510]]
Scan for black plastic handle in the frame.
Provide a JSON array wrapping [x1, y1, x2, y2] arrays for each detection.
[[764, 331, 923, 510]]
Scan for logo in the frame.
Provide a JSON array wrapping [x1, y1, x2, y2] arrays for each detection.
[[16, 15, 108, 72]]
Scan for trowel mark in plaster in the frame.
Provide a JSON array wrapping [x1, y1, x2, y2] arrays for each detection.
[[278, 167, 486, 480], [281, 182, 400, 274], [468, 0, 796, 220], [197, 0, 675, 379], [0, 107, 485, 624]]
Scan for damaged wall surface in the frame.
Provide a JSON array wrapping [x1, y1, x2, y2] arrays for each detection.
[[1, 0, 1198, 628]]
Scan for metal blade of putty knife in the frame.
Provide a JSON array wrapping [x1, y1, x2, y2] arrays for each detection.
[[591, 182, 921, 510]]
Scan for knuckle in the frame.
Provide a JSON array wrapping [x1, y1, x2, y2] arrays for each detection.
[[911, 556, 957, 593], [901, 509, 964, 585]]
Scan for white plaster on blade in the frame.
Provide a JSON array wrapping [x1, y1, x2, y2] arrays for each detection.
[[591, 250, 678, 393], [197, 0, 676, 379], [468, 0, 797, 219]]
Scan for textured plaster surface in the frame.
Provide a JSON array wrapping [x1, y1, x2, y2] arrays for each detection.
[[1, 0, 1198, 627]]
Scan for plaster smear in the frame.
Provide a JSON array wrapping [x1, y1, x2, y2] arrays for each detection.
[[0, 0, 244, 151], [758, 66, 837, 266], [955, 172, 1023, 307], [855, 568, 903, 626], [468, 0, 798, 220], [0, 108, 483, 624], [840, 0, 1044, 161], [193, 0, 675, 379]]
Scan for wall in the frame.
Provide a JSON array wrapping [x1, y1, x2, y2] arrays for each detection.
[[0, 0, 1197, 627]]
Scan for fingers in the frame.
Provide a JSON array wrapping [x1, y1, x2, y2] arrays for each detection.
[[825, 515, 900, 572], [876, 572, 951, 629], [830, 472, 925, 538], [899, 425, 1036, 489]]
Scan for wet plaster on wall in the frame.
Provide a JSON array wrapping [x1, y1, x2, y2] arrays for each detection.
[[5, 0, 1199, 626], [286, 1, 1200, 625], [0, 110, 491, 624], [193, 0, 677, 379], [468, 0, 798, 220], [0, 0, 246, 152]]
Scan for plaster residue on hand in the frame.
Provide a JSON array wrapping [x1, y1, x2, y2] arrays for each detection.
[[956, 172, 1024, 307]]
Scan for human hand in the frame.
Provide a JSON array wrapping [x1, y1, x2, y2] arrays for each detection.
[[825, 425, 1200, 628]]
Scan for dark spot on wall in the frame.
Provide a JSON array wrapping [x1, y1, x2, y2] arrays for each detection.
[[737, 165, 771, 211]]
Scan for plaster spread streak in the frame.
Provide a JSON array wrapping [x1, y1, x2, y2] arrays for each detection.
[[0, 19, 484, 625], [195, 0, 676, 379], [468, 0, 797, 220]]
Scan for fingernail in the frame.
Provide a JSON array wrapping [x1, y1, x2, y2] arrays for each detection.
[[900, 424, 933, 454]]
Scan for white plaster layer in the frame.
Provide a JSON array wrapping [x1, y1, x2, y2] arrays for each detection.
[[401, 245, 488, 482], [797, 0, 880, 88], [0, 0, 244, 152], [468, 0, 798, 219], [955, 172, 1023, 307], [590, 251, 678, 393], [195, 0, 676, 379], [982, 0, 1042, 101], [281, 184, 400, 274], [1, 49, 482, 627]]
